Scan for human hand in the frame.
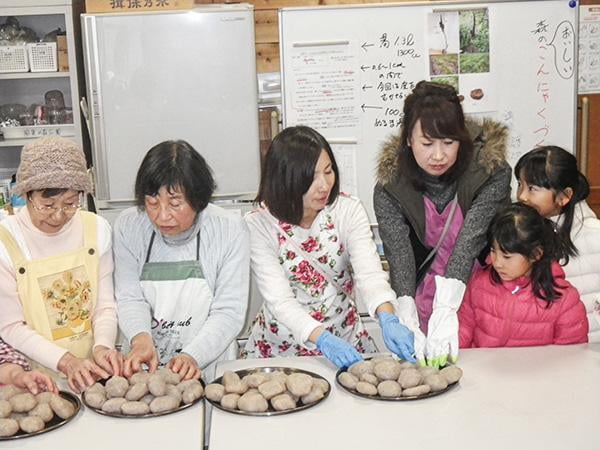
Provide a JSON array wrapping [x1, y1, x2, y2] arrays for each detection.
[[57, 353, 110, 393], [393, 296, 427, 365], [123, 333, 158, 378], [93, 345, 124, 377], [167, 353, 201, 381], [378, 312, 416, 363], [7, 365, 58, 395], [316, 331, 363, 368]]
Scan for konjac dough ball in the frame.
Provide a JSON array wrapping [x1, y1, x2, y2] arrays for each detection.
[[424, 374, 448, 392], [271, 372, 288, 386], [377, 380, 402, 397], [403, 385, 431, 397], [19, 416, 44, 433], [0, 400, 11, 418], [130, 372, 151, 385], [222, 371, 241, 387], [177, 379, 202, 393], [101, 398, 127, 414], [338, 372, 358, 390], [166, 384, 182, 404], [182, 384, 204, 404], [149, 395, 178, 413], [301, 386, 324, 405], [35, 392, 55, 404], [148, 376, 167, 397], [399, 361, 416, 369], [157, 367, 181, 385], [0, 418, 19, 437], [0, 385, 23, 401], [237, 392, 268, 413], [286, 373, 313, 397], [126, 383, 149, 401], [271, 393, 296, 411], [257, 380, 285, 400], [360, 373, 379, 385], [313, 378, 329, 393], [220, 393, 240, 410], [440, 366, 463, 384], [374, 360, 402, 381], [140, 394, 154, 405], [205, 384, 225, 402], [244, 372, 268, 388], [356, 381, 378, 396], [84, 391, 106, 409], [50, 396, 75, 419], [348, 360, 374, 378], [418, 366, 439, 378], [121, 401, 150, 415], [106, 376, 129, 398], [9, 393, 37, 413], [29, 403, 53, 422], [398, 369, 423, 389]]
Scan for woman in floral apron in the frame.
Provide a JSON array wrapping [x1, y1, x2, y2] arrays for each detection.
[[243, 126, 415, 368], [0, 137, 121, 392], [113, 140, 249, 382], [374, 81, 511, 367]]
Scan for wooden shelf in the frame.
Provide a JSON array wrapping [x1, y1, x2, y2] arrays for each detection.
[[0, 71, 70, 80]]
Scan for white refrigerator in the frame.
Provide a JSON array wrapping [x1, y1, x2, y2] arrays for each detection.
[[81, 4, 260, 221]]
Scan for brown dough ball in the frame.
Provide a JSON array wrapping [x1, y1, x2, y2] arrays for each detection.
[[126, 383, 149, 401], [0, 400, 12, 418], [220, 393, 240, 410], [286, 373, 313, 397], [101, 397, 127, 414], [338, 372, 358, 390], [129, 372, 151, 385], [402, 385, 431, 397], [121, 401, 150, 415], [237, 392, 268, 413], [205, 384, 225, 402], [84, 391, 106, 409], [35, 392, 56, 404], [0, 418, 19, 437], [19, 415, 45, 433], [424, 374, 448, 392], [374, 360, 402, 381], [149, 395, 179, 413], [470, 88, 484, 100], [257, 380, 285, 400], [244, 372, 268, 388], [105, 376, 129, 398], [0, 385, 23, 401], [9, 393, 37, 413], [182, 383, 204, 404], [348, 360, 374, 378], [29, 403, 53, 423], [398, 369, 423, 389], [356, 381, 378, 395], [271, 393, 296, 411], [301, 386, 324, 405], [360, 373, 379, 385], [440, 366, 463, 384], [377, 380, 402, 397]]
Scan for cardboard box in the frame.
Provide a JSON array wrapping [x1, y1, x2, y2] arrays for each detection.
[[85, 0, 194, 13], [56, 34, 69, 72]]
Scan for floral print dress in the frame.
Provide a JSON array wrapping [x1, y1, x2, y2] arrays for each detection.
[[243, 207, 376, 358]]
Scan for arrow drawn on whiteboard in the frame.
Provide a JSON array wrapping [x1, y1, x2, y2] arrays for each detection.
[[361, 104, 383, 112], [360, 65, 370, 72], [549, 20, 575, 79], [361, 42, 374, 51], [362, 85, 373, 91]]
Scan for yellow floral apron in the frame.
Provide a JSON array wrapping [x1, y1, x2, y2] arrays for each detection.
[[0, 211, 98, 364]]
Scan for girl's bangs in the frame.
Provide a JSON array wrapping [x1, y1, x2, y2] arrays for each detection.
[[516, 154, 552, 189], [418, 106, 463, 140]]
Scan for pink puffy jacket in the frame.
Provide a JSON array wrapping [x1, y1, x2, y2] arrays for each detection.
[[459, 262, 588, 348]]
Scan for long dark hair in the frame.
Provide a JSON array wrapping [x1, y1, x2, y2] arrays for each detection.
[[488, 203, 566, 306], [515, 146, 590, 259], [256, 126, 340, 225], [397, 80, 473, 190]]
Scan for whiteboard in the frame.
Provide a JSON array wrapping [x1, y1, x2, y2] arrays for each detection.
[[279, 0, 578, 222]]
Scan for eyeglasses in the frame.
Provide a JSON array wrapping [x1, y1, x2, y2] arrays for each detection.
[[28, 196, 82, 215]]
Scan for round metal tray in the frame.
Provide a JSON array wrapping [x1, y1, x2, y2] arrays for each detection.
[[82, 378, 204, 419], [336, 362, 459, 401], [206, 366, 331, 416], [0, 391, 81, 440]]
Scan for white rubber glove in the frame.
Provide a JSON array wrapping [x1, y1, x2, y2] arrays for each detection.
[[393, 295, 427, 365], [425, 276, 466, 368]]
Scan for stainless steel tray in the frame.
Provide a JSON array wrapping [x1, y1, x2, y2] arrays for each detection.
[[82, 379, 204, 419], [206, 366, 330, 416], [0, 391, 81, 440], [336, 362, 459, 401]]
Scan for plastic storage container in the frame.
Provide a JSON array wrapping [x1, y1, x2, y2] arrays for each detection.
[[27, 42, 57, 72], [0, 46, 29, 73]]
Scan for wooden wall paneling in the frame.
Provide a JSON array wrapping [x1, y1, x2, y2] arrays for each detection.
[[256, 43, 280, 73], [227, 0, 319, 10], [255, 9, 279, 43]]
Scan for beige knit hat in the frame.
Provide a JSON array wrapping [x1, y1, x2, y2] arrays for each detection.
[[14, 137, 92, 197]]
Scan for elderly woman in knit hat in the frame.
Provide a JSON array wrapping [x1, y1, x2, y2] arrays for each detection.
[[0, 137, 122, 392]]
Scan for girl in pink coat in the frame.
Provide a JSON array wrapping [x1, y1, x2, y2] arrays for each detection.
[[459, 203, 588, 348]]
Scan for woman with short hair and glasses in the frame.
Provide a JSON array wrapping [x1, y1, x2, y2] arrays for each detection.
[[113, 140, 249, 381], [0, 137, 121, 392]]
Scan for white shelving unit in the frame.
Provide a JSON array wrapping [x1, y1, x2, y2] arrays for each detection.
[[0, 0, 85, 173]]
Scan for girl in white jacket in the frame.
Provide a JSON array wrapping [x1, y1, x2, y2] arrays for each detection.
[[515, 145, 600, 342]]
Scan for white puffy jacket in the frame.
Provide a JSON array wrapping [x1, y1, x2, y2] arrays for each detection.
[[556, 201, 600, 343]]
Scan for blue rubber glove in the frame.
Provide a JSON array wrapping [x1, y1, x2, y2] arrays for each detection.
[[316, 331, 363, 368], [378, 312, 416, 363]]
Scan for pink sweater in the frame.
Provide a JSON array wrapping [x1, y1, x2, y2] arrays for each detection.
[[459, 262, 588, 348], [0, 207, 117, 371]]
